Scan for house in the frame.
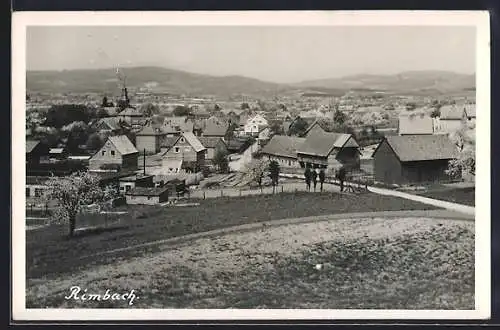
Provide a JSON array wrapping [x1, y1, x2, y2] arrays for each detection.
[[160, 132, 206, 173], [26, 176, 50, 200], [136, 125, 166, 154], [304, 120, 326, 137], [257, 126, 272, 145], [261, 135, 306, 168], [118, 174, 154, 194], [438, 105, 466, 133], [26, 140, 49, 168], [202, 119, 230, 138], [92, 117, 123, 134], [198, 137, 227, 162], [117, 107, 145, 126], [125, 186, 170, 205], [89, 135, 139, 172], [48, 147, 68, 161], [163, 116, 194, 135], [244, 114, 269, 136], [371, 135, 459, 185], [398, 114, 434, 136], [297, 130, 360, 171]]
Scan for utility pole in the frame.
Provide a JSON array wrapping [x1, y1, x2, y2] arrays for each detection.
[[143, 148, 146, 176]]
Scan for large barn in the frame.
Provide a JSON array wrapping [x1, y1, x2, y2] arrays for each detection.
[[372, 135, 459, 185]]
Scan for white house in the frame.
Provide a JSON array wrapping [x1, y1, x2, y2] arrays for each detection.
[[244, 114, 269, 136]]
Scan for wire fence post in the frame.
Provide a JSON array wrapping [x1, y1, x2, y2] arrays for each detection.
[[220, 190, 223, 197], [239, 189, 242, 197], [281, 185, 284, 193], [203, 191, 206, 200]]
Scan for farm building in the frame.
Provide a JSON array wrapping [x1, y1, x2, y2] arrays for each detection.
[[89, 135, 139, 172], [26, 140, 50, 168], [198, 137, 227, 162], [125, 187, 169, 205], [297, 130, 361, 171], [201, 119, 230, 138], [136, 125, 166, 154], [118, 174, 154, 194], [438, 105, 467, 134], [372, 135, 459, 185], [261, 135, 306, 168], [116, 107, 145, 126], [304, 120, 326, 137], [163, 117, 194, 135], [243, 114, 269, 136], [160, 132, 206, 173]]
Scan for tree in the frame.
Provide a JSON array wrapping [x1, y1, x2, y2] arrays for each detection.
[[269, 121, 284, 136], [288, 117, 309, 137], [86, 132, 104, 151], [61, 121, 92, 153], [241, 102, 250, 110], [268, 160, 280, 193], [212, 149, 229, 173], [173, 105, 191, 117], [405, 102, 417, 111], [447, 123, 475, 180], [140, 103, 160, 117], [430, 108, 441, 118], [44, 104, 93, 129], [101, 96, 109, 107], [245, 159, 267, 188], [333, 109, 347, 125], [45, 171, 112, 237]]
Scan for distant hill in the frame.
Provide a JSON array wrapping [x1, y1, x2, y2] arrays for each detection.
[[27, 67, 475, 97], [295, 70, 475, 95], [26, 66, 287, 97]]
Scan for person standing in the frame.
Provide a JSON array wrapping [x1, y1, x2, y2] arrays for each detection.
[[304, 167, 311, 191], [338, 166, 346, 192], [311, 169, 318, 192], [319, 169, 326, 192]]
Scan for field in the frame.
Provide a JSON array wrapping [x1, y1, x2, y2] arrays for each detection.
[[26, 192, 440, 280], [26, 217, 474, 309]]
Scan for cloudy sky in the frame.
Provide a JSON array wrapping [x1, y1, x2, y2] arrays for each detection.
[[26, 26, 476, 83]]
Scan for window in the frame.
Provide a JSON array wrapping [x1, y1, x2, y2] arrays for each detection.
[[169, 168, 173, 172], [26, 188, 30, 197], [148, 196, 152, 200], [180, 138, 185, 143], [288, 160, 291, 166], [125, 185, 131, 192], [111, 150, 115, 156], [102, 150, 106, 156], [175, 147, 180, 153], [34, 188, 43, 197]]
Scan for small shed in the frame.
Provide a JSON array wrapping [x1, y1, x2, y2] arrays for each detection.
[[125, 187, 170, 205]]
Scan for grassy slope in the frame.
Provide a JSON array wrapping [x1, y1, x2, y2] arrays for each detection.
[[27, 192, 439, 279], [417, 187, 475, 206]]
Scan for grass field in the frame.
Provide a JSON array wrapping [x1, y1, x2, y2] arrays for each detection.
[[417, 187, 475, 206], [26, 191, 440, 280], [26, 217, 474, 309]]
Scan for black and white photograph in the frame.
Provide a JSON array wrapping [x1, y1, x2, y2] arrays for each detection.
[[12, 11, 490, 320]]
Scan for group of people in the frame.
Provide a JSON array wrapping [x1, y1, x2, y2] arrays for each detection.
[[304, 166, 346, 192]]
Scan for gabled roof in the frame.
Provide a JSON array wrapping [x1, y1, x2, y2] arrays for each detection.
[[26, 140, 40, 153], [163, 116, 194, 132], [137, 124, 165, 136], [181, 132, 206, 153], [304, 120, 326, 136], [108, 135, 138, 155], [398, 114, 434, 135], [373, 135, 458, 162], [161, 136, 179, 148], [96, 117, 121, 131], [440, 105, 465, 120], [203, 120, 229, 137], [198, 136, 225, 149], [297, 130, 356, 157], [261, 135, 306, 159], [119, 107, 143, 117]]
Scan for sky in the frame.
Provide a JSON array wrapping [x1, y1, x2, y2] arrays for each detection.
[[26, 26, 476, 83]]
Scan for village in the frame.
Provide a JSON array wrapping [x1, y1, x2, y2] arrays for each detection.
[[26, 73, 476, 218]]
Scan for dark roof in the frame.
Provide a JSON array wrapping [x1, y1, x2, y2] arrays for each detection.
[[198, 136, 225, 148], [297, 131, 355, 157], [26, 176, 50, 185], [26, 140, 40, 153], [161, 136, 179, 148], [203, 120, 229, 137], [261, 135, 306, 159], [374, 135, 459, 162], [227, 138, 251, 153], [303, 120, 326, 135], [126, 186, 169, 196]]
